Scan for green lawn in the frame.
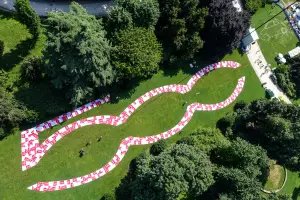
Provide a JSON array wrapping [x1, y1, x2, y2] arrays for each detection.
[[0, 49, 265, 199], [251, 4, 299, 68], [264, 161, 285, 191], [280, 170, 300, 200]]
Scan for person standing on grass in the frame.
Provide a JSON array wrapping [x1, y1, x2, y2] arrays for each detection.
[[97, 136, 103, 142]]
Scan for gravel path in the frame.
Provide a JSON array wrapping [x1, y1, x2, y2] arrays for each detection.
[[246, 42, 291, 103]]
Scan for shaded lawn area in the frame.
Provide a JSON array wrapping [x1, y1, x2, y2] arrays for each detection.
[[0, 50, 265, 200], [280, 170, 300, 200], [0, 10, 46, 90], [251, 4, 298, 68]]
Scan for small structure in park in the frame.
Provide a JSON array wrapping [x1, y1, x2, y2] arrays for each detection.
[[287, 46, 300, 58], [242, 27, 259, 51]]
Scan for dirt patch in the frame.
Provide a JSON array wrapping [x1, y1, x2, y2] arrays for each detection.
[[264, 160, 285, 190]]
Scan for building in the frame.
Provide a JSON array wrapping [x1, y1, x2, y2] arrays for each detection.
[[242, 27, 259, 48]]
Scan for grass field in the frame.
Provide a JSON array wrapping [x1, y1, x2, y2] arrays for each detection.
[[264, 160, 285, 191], [251, 4, 299, 68], [0, 48, 265, 199], [280, 170, 300, 200]]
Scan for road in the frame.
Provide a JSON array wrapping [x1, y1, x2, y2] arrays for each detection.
[[0, 0, 114, 17]]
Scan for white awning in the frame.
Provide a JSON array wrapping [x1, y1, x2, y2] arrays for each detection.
[[242, 27, 259, 46], [288, 46, 300, 58]]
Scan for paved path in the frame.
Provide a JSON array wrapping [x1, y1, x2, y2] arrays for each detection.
[[0, 0, 114, 17], [246, 42, 291, 103]]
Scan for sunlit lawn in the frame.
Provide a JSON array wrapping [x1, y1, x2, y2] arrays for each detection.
[[251, 4, 299, 68]]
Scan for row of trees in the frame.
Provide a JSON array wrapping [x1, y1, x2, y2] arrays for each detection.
[[218, 99, 300, 170], [108, 127, 290, 200], [43, 1, 162, 105], [275, 57, 300, 100]]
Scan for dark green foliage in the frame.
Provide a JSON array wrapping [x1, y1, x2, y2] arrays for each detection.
[[106, 6, 133, 38], [215, 138, 269, 179], [243, 0, 265, 13], [119, 144, 214, 200], [214, 167, 263, 200], [217, 113, 237, 133], [266, 194, 291, 200], [203, 0, 250, 54], [21, 56, 43, 83], [112, 27, 162, 79], [0, 40, 4, 56], [176, 136, 195, 146], [44, 2, 114, 106], [149, 139, 167, 156], [14, 0, 40, 38], [234, 100, 248, 111], [116, 0, 160, 29], [0, 87, 37, 139], [156, 0, 208, 60], [100, 193, 116, 200], [223, 99, 300, 169], [190, 127, 230, 153]]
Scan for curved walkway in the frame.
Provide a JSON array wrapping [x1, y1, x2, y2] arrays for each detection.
[[20, 61, 245, 191], [261, 167, 288, 194], [0, 0, 114, 17]]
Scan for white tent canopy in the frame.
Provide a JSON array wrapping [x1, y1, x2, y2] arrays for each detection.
[[242, 27, 259, 47], [288, 46, 300, 58]]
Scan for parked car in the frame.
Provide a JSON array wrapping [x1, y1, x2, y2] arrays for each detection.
[[270, 74, 278, 85]]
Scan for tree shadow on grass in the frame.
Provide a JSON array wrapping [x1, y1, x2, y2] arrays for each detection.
[[15, 81, 71, 130], [0, 37, 36, 71], [292, 186, 300, 200]]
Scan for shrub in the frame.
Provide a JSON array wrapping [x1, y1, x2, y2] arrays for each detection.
[[150, 140, 167, 156], [0, 40, 4, 56], [176, 137, 195, 146], [217, 113, 237, 133], [14, 0, 40, 38], [234, 100, 248, 111], [100, 193, 116, 200], [21, 56, 43, 83]]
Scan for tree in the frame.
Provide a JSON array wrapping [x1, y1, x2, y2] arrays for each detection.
[[156, 0, 208, 60], [14, 0, 40, 38], [21, 56, 43, 83], [215, 138, 269, 179], [243, 0, 265, 13], [116, 0, 160, 29], [224, 99, 300, 170], [149, 139, 167, 156], [190, 127, 230, 153], [203, 0, 250, 54], [0, 88, 37, 139], [44, 2, 115, 105], [100, 193, 116, 200], [106, 6, 133, 38], [131, 144, 214, 200], [112, 27, 162, 79], [0, 40, 4, 56], [214, 167, 263, 200]]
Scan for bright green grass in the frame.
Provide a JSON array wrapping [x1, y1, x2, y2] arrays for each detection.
[[0, 50, 265, 200], [251, 4, 298, 68], [0, 11, 46, 91], [280, 170, 300, 200]]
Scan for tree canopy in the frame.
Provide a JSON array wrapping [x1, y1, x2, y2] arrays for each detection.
[[243, 0, 265, 13], [14, 0, 40, 38], [112, 27, 162, 79], [116, 0, 160, 29], [156, 0, 208, 60], [202, 0, 250, 54], [44, 2, 115, 105], [219, 99, 300, 170]]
